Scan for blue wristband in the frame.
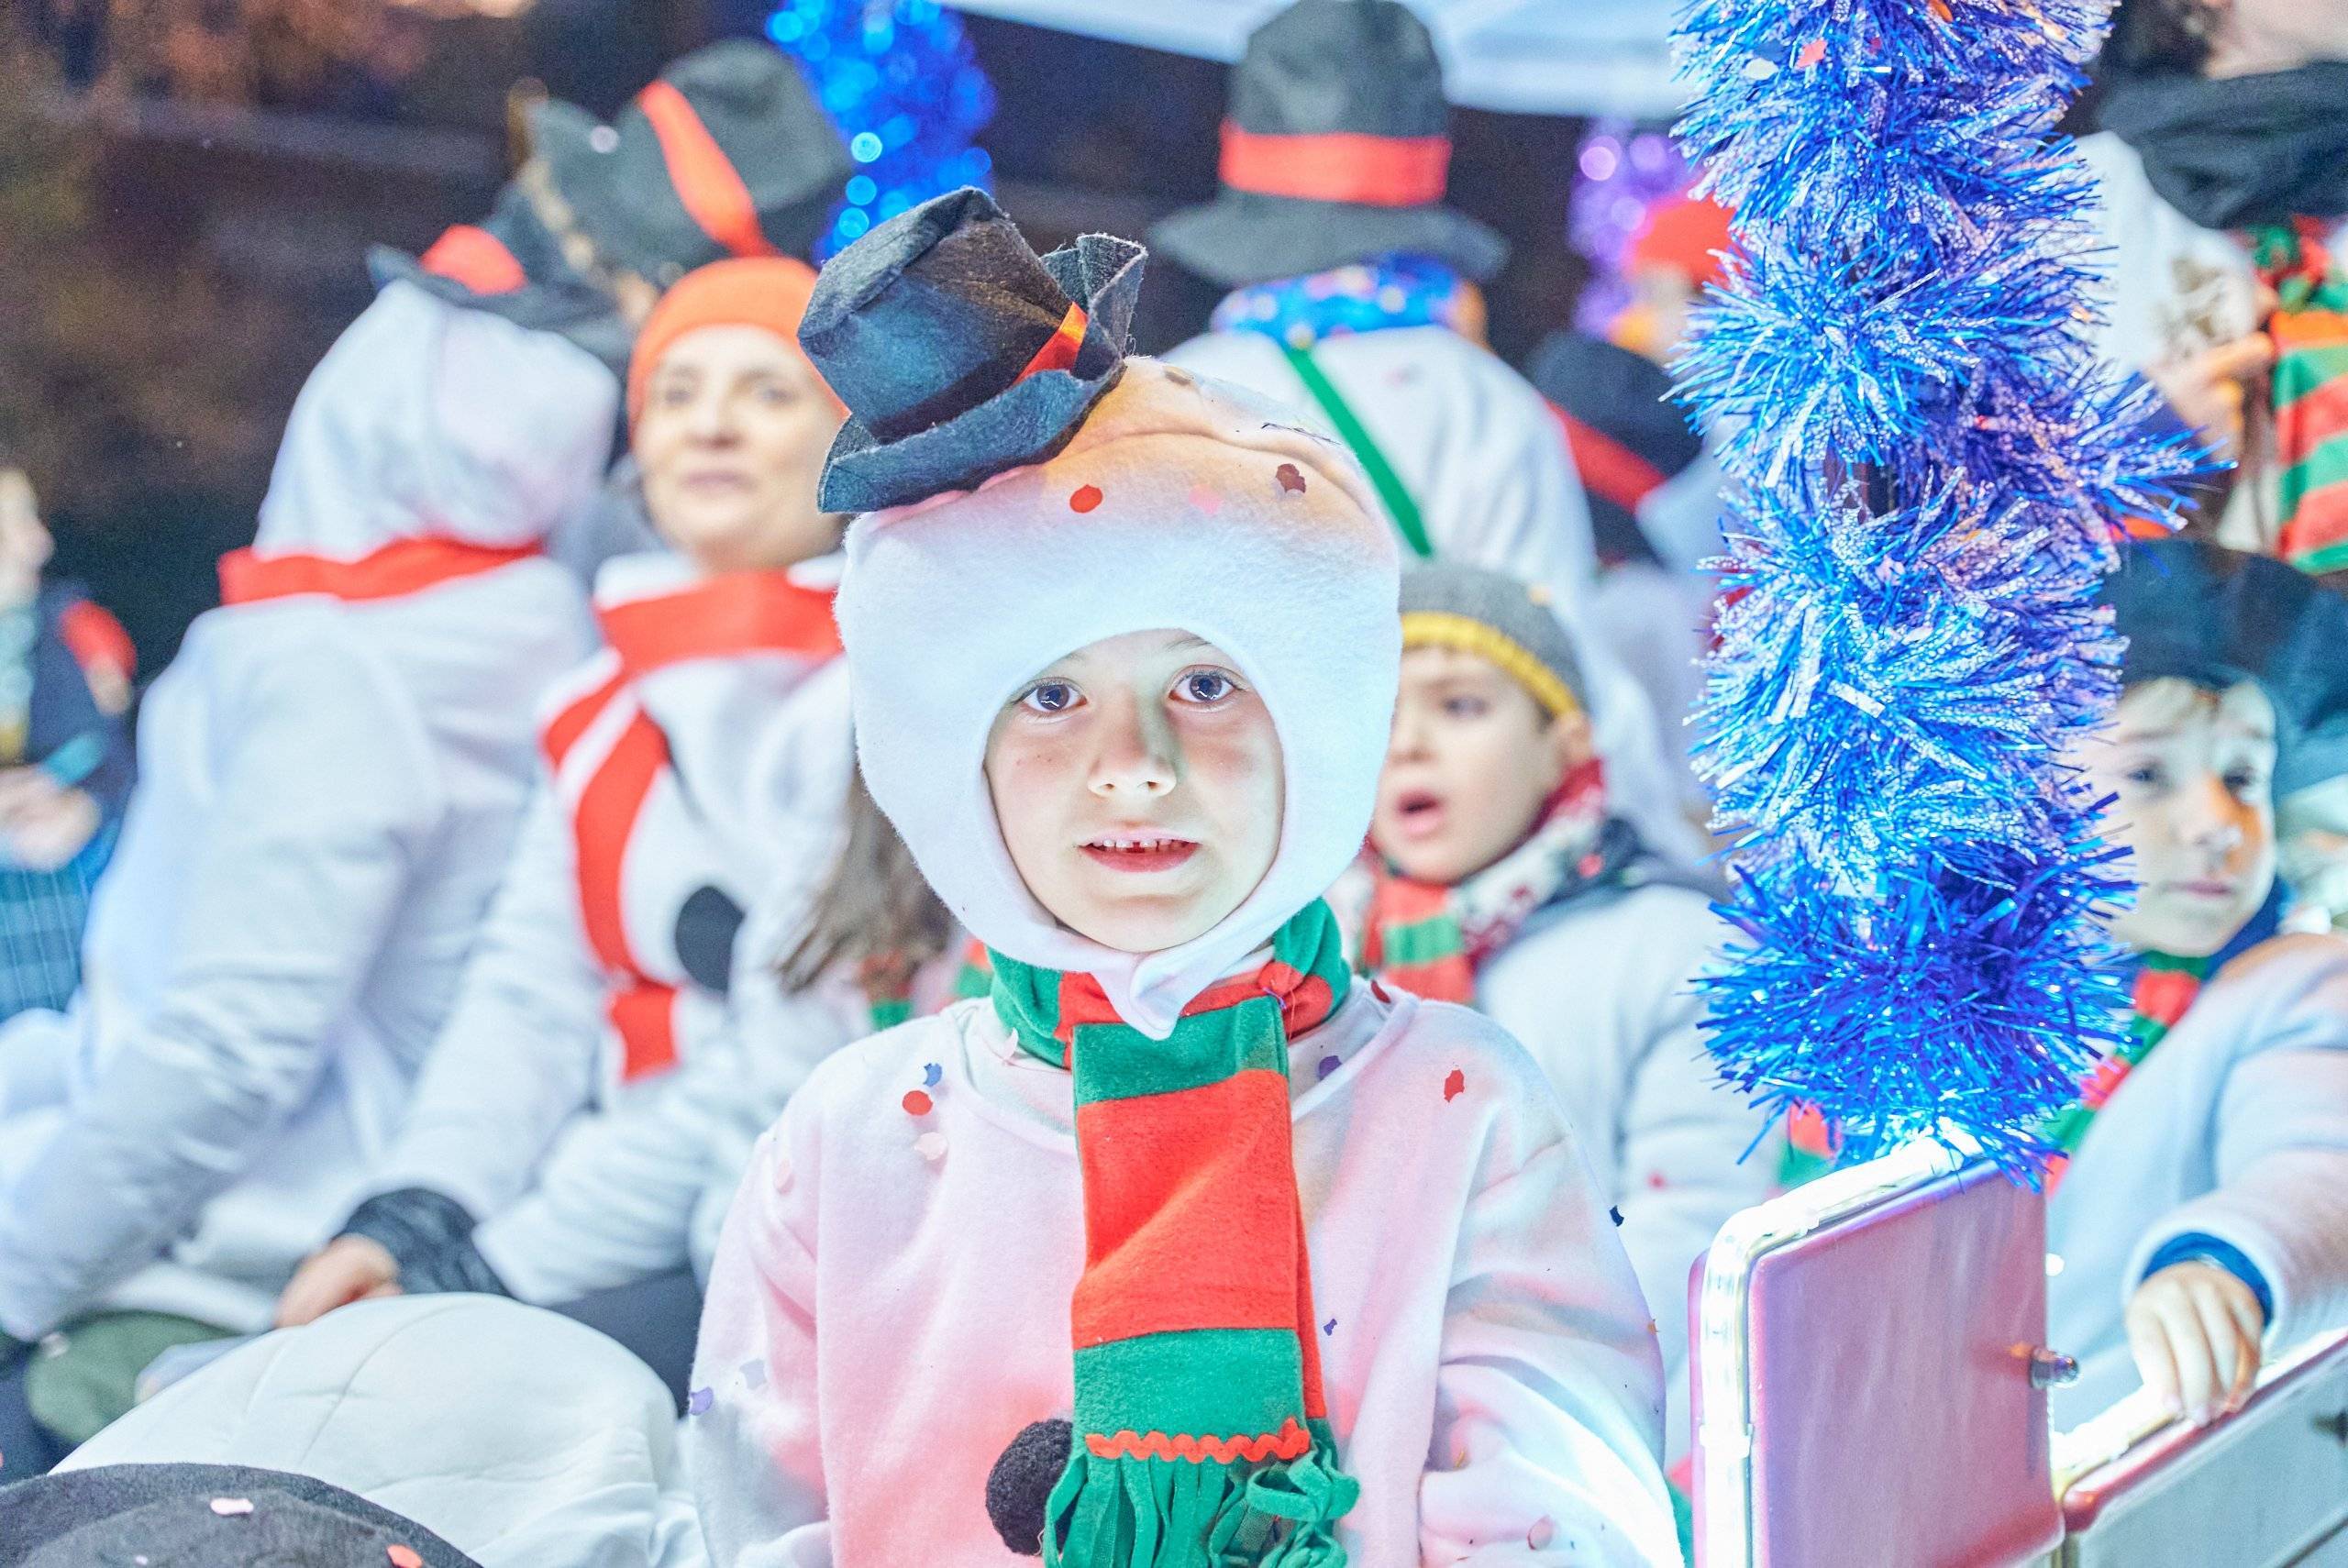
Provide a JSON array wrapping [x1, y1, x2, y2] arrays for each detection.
[[2143, 1232, 2274, 1324]]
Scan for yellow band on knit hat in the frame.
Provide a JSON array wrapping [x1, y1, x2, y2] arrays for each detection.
[[1401, 611, 1583, 721]]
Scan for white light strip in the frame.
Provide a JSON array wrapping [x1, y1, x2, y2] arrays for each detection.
[[2050, 1324, 2348, 1494]]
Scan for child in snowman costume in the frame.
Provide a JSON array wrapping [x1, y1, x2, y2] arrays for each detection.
[[687, 189, 1680, 1567], [2045, 537, 2348, 1430]]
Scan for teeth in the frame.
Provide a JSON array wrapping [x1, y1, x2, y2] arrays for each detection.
[[1092, 836, 1183, 851]]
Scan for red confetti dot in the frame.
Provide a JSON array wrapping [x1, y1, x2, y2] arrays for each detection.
[[902, 1088, 934, 1117], [390, 1549, 425, 1568], [1443, 1068, 1466, 1102], [1069, 484, 1104, 513], [1275, 463, 1307, 495], [1795, 38, 1826, 67]]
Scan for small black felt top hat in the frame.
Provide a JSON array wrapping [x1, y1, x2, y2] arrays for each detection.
[[1150, 0, 1507, 288], [0, 1463, 480, 1568], [2103, 537, 2348, 797], [800, 186, 1146, 514], [1528, 332, 1705, 568], [529, 40, 851, 283]]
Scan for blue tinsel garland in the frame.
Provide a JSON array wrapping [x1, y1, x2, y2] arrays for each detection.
[[768, 0, 996, 257], [1670, 0, 2204, 1174]]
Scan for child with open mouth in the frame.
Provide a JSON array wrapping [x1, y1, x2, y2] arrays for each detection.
[[685, 189, 1682, 1566], [1345, 561, 1776, 1482]]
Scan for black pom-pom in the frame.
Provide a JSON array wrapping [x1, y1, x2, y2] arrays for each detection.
[[985, 1419, 1072, 1556]]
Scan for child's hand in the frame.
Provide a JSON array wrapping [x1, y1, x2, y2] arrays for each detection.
[[276, 1234, 403, 1328], [2125, 1261, 2266, 1427], [0, 768, 100, 871]]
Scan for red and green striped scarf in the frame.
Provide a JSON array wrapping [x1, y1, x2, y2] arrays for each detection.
[[986, 900, 1360, 1567], [2254, 220, 2348, 576], [1357, 770, 1623, 1005], [2039, 953, 2213, 1191]]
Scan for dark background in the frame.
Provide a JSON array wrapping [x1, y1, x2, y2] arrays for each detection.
[[0, 0, 2120, 671]]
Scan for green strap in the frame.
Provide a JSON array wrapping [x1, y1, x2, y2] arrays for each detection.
[[1279, 343, 1435, 558]]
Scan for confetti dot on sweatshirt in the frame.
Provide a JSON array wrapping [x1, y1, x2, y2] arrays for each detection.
[[1609, 1206, 1625, 1228], [1187, 483, 1223, 515], [1443, 1068, 1466, 1102], [390, 1548, 425, 1568], [903, 1088, 934, 1117], [1646, 1170, 1668, 1189], [1322, 1318, 1336, 1336], [915, 1132, 948, 1163], [210, 1498, 254, 1518], [923, 1061, 943, 1088], [1317, 1055, 1342, 1080], [687, 1387, 714, 1416], [1069, 483, 1104, 513], [741, 1358, 769, 1390], [1275, 463, 1307, 496], [1369, 979, 1392, 1003], [1528, 1518, 1556, 1551]]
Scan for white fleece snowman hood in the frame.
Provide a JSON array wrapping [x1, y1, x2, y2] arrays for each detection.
[[836, 356, 1399, 1038]]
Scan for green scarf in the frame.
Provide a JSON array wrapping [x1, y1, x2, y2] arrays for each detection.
[[986, 900, 1361, 1567]]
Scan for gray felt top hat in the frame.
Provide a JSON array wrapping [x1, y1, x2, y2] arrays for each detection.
[[799, 186, 1146, 514], [0, 1463, 480, 1568], [1149, 0, 1507, 288]]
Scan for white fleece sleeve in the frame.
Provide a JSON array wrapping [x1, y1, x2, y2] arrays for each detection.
[[1615, 969, 1778, 1464], [2123, 943, 2348, 1353], [366, 782, 604, 1221], [685, 1110, 834, 1568], [471, 1010, 772, 1303], [0, 634, 442, 1339], [1418, 1138, 1685, 1567]]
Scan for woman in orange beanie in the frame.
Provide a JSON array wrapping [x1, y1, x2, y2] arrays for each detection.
[[271, 258, 955, 1404]]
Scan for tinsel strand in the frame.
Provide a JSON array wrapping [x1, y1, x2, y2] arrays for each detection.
[[1670, 0, 2204, 1174]]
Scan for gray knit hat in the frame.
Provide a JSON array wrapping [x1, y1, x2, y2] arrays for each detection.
[[1398, 562, 1589, 720]]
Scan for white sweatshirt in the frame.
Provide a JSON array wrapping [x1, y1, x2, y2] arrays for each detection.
[[0, 281, 612, 1337], [2046, 932, 2348, 1428], [366, 558, 864, 1305], [687, 981, 1685, 1568], [1476, 882, 1776, 1464], [1165, 326, 1705, 867]]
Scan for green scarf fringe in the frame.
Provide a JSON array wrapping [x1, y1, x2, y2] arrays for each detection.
[[1044, 1419, 1357, 1568]]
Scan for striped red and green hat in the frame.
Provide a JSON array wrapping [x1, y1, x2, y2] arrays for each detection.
[[986, 900, 1359, 1566]]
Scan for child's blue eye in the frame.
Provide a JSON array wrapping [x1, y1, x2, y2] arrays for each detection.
[[1179, 670, 1236, 704], [2124, 764, 2163, 788], [1442, 695, 1488, 720], [1021, 681, 1079, 714]]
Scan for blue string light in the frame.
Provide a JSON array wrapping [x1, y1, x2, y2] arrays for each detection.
[[768, 0, 996, 256], [1669, 0, 2207, 1175]]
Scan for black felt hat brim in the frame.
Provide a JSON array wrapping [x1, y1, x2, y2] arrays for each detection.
[[1150, 190, 1509, 287], [0, 1463, 479, 1568], [2110, 538, 2348, 798], [815, 233, 1148, 514]]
